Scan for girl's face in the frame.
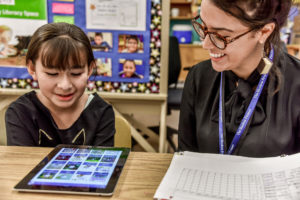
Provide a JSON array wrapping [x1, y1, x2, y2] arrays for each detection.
[[123, 61, 136, 77], [28, 55, 92, 111], [200, 0, 263, 79]]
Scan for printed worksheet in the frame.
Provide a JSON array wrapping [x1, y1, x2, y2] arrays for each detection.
[[154, 152, 300, 200]]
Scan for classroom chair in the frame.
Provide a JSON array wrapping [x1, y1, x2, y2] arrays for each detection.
[[114, 111, 132, 148], [0, 96, 18, 146], [168, 36, 183, 113], [165, 36, 184, 151], [0, 106, 7, 145]]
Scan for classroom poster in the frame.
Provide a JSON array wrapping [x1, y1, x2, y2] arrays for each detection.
[[0, 0, 47, 80]]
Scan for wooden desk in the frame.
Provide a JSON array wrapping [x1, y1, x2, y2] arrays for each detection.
[[0, 146, 173, 200]]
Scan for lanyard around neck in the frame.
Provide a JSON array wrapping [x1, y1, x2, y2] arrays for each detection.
[[219, 48, 274, 155]]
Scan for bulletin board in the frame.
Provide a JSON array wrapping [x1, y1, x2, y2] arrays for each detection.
[[0, 0, 164, 94]]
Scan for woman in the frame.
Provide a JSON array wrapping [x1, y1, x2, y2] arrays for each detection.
[[178, 0, 300, 157]]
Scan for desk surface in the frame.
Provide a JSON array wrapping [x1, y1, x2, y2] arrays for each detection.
[[0, 146, 173, 200]]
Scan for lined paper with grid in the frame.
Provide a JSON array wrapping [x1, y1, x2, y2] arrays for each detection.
[[175, 169, 264, 199], [173, 167, 300, 200], [154, 152, 300, 200]]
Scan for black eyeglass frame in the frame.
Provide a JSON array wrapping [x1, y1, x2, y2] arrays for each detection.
[[192, 15, 255, 50]]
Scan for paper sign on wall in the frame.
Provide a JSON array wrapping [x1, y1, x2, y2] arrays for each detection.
[[86, 0, 147, 31], [52, 2, 74, 14]]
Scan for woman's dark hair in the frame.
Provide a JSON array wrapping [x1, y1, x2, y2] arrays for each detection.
[[211, 0, 292, 53], [211, 0, 293, 93], [26, 22, 95, 71]]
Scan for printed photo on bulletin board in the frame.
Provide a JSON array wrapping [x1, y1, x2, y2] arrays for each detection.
[[118, 59, 144, 80], [0, 0, 162, 94], [88, 32, 113, 52], [94, 57, 112, 77], [118, 34, 144, 54]]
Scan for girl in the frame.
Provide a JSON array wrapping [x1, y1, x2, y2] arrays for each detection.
[[5, 23, 115, 146], [178, 0, 300, 157]]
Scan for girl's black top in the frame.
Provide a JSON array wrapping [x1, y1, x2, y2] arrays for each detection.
[[6, 91, 115, 147], [178, 51, 300, 157]]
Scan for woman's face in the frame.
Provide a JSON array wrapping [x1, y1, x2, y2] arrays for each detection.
[[200, 0, 263, 78]]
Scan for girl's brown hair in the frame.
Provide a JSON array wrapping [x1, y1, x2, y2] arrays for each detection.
[[26, 22, 95, 71]]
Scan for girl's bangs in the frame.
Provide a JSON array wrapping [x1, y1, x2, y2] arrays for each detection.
[[40, 36, 86, 70]]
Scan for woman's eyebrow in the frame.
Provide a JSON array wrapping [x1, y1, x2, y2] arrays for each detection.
[[211, 27, 234, 32], [200, 15, 234, 32]]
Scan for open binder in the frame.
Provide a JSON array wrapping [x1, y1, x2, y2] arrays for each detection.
[[154, 152, 300, 200]]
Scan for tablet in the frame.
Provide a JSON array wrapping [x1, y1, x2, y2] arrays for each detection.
[[14, 144, 130, 196]]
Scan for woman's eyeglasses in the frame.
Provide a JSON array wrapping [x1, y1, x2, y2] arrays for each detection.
[[192, 15, 254, 50]]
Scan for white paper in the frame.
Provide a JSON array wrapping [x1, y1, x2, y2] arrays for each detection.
[[86, 0, 146, 31], [154, 152, 300, 200]]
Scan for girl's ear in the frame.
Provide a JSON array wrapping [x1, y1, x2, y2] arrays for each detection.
[[88, 61, 95, 77], [257, 22, 275, 44], [27, 60, 37, 80]]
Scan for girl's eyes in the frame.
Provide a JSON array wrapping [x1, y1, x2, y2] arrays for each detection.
[[71, 73, 82, 76], [45, 72, 58, 76], [44, 72, 83, 76]]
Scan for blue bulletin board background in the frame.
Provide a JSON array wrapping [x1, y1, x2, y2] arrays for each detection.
[[0, 0, 162, 94]]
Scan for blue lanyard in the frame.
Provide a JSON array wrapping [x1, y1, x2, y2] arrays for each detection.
[[219, 48, 274, 154]]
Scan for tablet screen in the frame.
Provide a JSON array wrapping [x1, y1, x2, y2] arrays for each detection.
[[14, 145, 130, 196]]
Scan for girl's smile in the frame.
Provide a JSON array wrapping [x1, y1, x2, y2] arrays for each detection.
[[56, 93, 74, 101]]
